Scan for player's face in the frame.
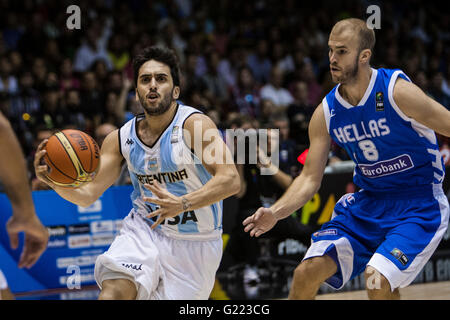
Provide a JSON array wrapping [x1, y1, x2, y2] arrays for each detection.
[[135, 60, 180, 115], [328, 31, 360, 84]]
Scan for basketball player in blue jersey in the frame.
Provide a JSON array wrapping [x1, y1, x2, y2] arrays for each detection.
[[34, 46, 240, 300], [0, 111, 49, 299], [243, 18, 450, 299]]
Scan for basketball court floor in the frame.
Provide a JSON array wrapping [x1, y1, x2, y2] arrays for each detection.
[[316, 281, 450, 300]]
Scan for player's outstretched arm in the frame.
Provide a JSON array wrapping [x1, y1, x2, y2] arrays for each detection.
[[34, 130, 124, 207], [243, 104, 331, 237], [393, 78, 450, 137], [143, 113, 240, 229], [0, 112, 36, 220], [0, 112, 49, 268]]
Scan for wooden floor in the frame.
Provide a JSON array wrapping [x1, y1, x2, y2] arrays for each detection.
[[316, 281, 450, 300]]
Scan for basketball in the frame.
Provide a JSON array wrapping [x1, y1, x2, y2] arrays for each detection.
[[43, 129, 100, 187]]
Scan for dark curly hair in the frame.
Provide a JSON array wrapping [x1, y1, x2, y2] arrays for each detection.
[[132, 46, 181, 88]]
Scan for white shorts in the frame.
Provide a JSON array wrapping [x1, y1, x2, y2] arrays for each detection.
[[0, 270, 7, 290], [94, 212, 223, 300]]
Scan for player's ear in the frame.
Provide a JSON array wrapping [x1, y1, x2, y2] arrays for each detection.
[[172, 85, 180, 100], [359, 49, 372, 64]]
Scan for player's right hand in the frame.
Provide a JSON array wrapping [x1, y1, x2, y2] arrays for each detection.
[[33, 139, 53, 186], [243, 207, 278, 237]]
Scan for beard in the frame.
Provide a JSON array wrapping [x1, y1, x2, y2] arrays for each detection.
[[138, 88, 174, 116], [332, 55, 360, 84]]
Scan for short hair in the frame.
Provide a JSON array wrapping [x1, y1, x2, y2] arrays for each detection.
[[132, 46, 181, 88], [332, 18, 376, 53]]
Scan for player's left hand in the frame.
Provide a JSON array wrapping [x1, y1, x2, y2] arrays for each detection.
[[6, 214, 49, 268], [142, 182, 184, 229], [243, 207, 278, 237]]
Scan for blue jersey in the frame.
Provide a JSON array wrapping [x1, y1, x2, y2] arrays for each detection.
[[323, 68, 445, 194]]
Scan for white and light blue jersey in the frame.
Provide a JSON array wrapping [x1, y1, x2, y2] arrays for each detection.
[[118, 104, 223, 240], [323, 68, 445, 196]]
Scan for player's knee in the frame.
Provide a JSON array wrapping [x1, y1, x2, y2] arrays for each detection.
[[294, 258, 326, 285], [98, 279, 137, 300], [364, 266, 392, 292]]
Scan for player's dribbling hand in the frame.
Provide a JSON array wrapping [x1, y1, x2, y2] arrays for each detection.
[[142, 182, 184, 229], [33, 139, 53, 187], [243, 207, 277, 237]]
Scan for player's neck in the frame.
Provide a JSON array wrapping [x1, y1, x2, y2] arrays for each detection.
[[142, 102, 178, 136], [339, 67, 372, 106]]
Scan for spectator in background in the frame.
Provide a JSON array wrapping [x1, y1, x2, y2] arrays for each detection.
[[34, 87, 65, 130], [102, 90, 127, 127], [107, 33, 130, 71], [16, 12, 48, 61], [429, 72, 450, 108], [79, 71, 104, 131], [181, 51, 209, 100], [203, 51, 230, 106], [230, 66, 261, 119], [287, 80, 315, 148], [156, 19, 187, 65], [63, 88, 87, 131], [413, 69, 429, 93], [73, 26, 112, 73], [31, 57, 48, 94], [44, 39, 63, 72], [442, 64, 450, 99], [91, 60, 110, 92], [59, 58, 80, 92], [217, 44, 246, 88], [105, 70, 125, 95], [247, 39, 272, 85], [260, 66, 294, 114], [284, 36, 313, 85], [271, 114, 300, 178], [0, 55, 18, 95], [259, 98, 277, 128], [95, 123, 117, 148], [8, 51, 23, 76], [2, 12, 23, 51], [299, 61, 322, 106], [212, 18, 229, 57], [9, 71, 40, 132], [271, 42, 295, 75]]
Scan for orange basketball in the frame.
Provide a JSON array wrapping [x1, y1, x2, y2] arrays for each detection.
[[43, 129, 100, 188]]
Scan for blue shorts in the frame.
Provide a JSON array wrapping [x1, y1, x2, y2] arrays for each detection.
[[303, 184, 449, 291]]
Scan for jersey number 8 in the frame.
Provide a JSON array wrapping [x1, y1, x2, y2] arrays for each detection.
[[358, 139, 379, 161]]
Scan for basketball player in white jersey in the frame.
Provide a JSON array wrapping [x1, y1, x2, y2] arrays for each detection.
[[34, 46, 240, 300], [243, 18, 450, 299], [0, 111, 49, 299]]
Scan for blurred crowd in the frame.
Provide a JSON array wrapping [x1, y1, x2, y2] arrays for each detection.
[[0, 0, 449, 190]]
